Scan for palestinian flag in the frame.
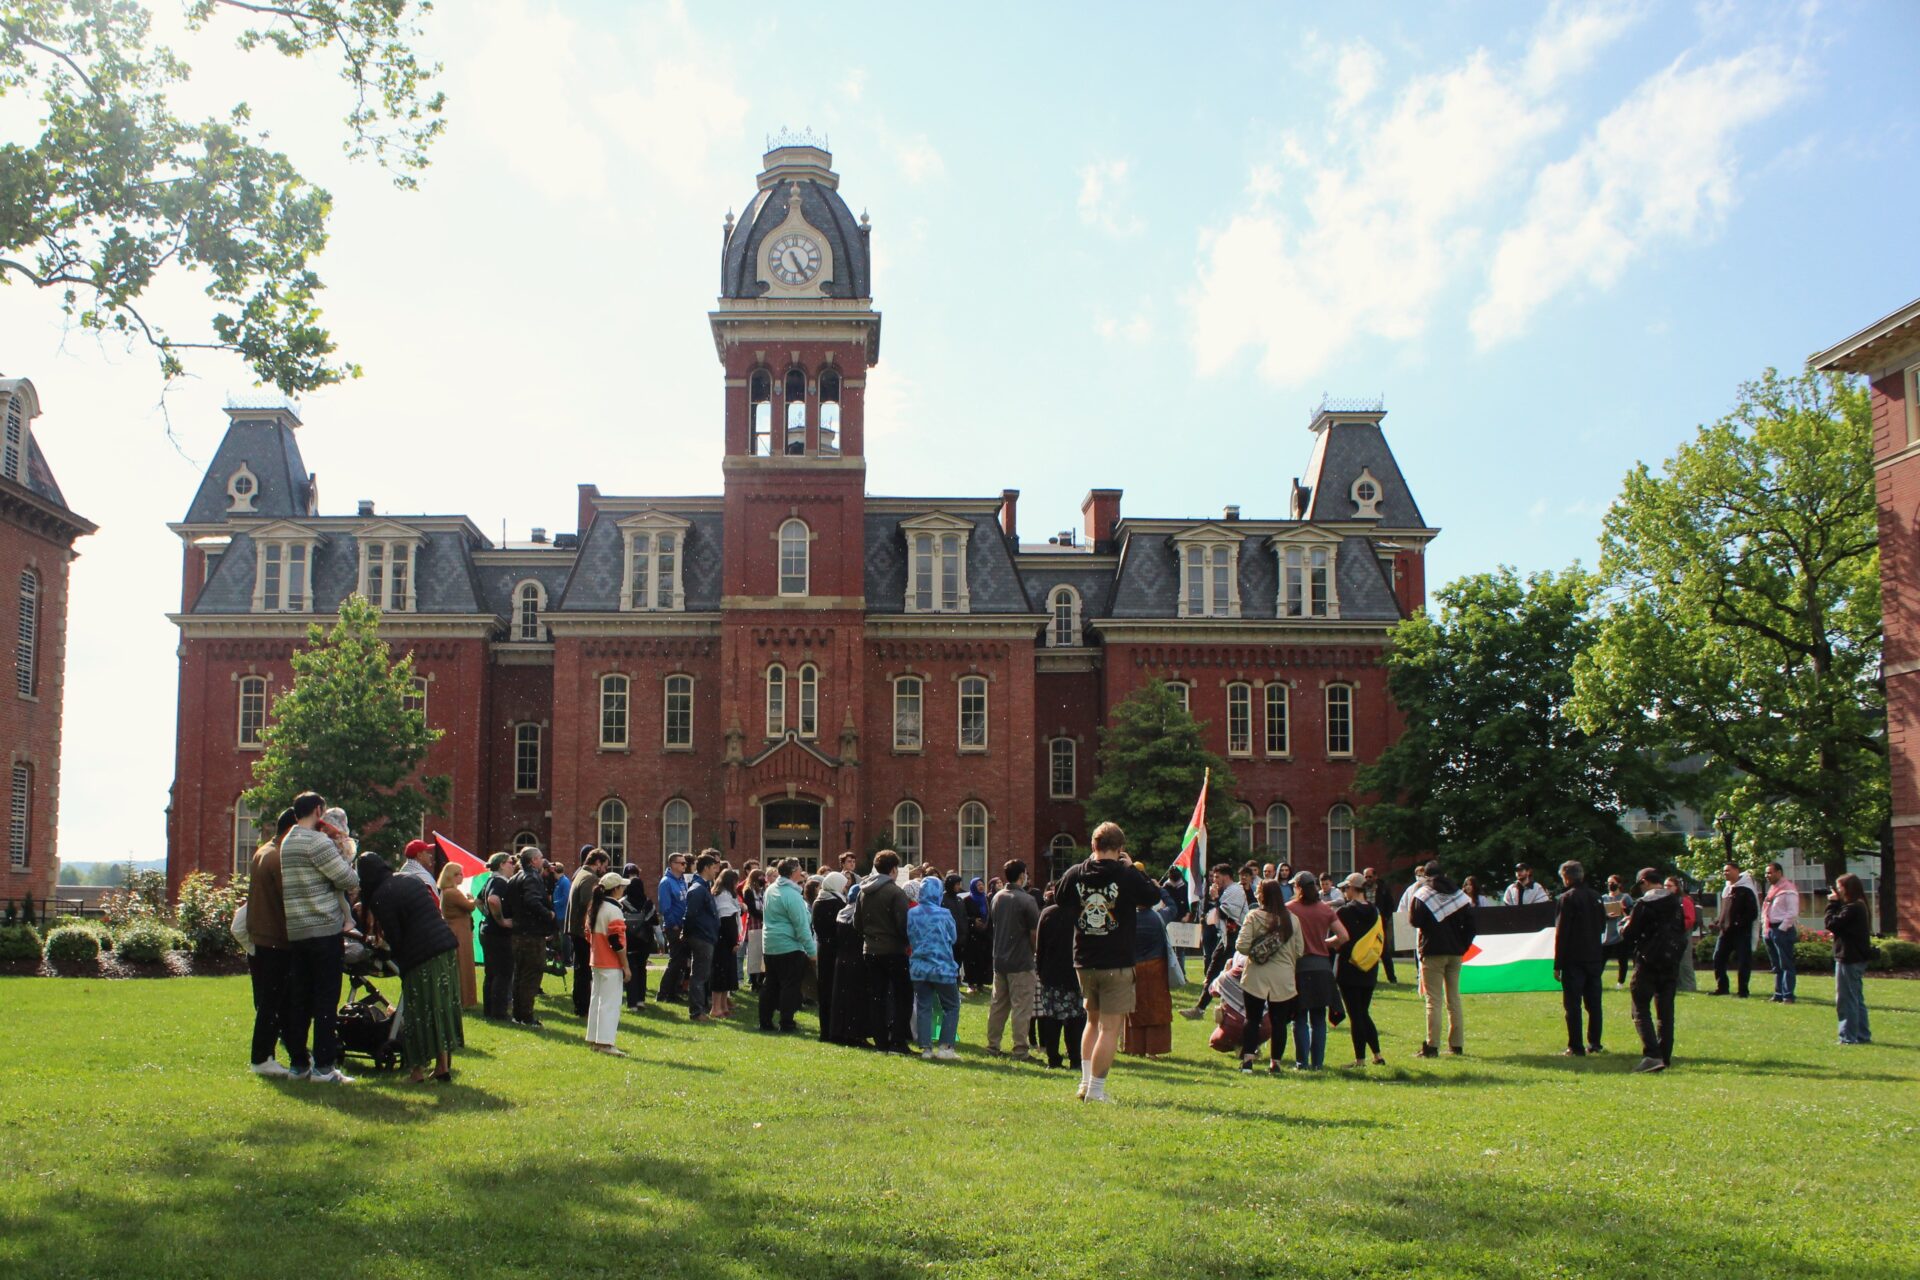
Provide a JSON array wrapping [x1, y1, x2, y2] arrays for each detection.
[[1458, 902, 1560, 993], [432, 832, 494, 966], [1170, 770, 1209, 910]]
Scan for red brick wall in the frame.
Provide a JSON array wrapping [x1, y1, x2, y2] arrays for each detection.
[[0, 522, 76, 906], [1033, 667, 1104, 862], [1871, 366, 1920, 938], [484, 661, 554, 854]]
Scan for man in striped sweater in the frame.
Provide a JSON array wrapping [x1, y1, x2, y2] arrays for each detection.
[[280, 792, 361, 1084]]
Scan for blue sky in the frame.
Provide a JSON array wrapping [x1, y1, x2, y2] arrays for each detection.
[[2, 1, 1915, 861]]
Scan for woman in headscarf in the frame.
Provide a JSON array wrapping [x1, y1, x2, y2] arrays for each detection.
[[1123, 892, 1175, 1057], [436, 860, 479, 1009], [619, 864, 658, 1010], [962, 876, 994, 992], [828, 880, 869, 1046], [811, 871, 848, 1042], [357, 853, 463, 1083]]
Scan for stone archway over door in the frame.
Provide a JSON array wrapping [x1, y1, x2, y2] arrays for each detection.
[[761, 799, 821, 871]]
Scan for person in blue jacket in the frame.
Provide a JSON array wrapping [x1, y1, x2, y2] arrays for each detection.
[[908, 875, 962, 1060], [681, 852, 721, 1023]]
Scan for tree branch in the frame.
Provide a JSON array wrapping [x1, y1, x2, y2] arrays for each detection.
[[15, 33, 101, 97]]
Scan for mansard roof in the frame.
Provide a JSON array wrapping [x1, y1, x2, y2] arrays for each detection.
[[182, 413, 312, 525], [862, 505, 1034, 615], [1102, 528, 1402, 622], [189, 523, 490, 615], [1298, 418, 1426, 528], [552, 508, 725, 612]]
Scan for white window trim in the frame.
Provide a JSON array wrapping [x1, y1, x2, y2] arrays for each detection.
[[796, 664, 818, 740], [16, 568, 37, 700], [766, 663, 787, 738], [1, 389, 26, 486], [957, 675, 989, 753], [1266, 804, 1291, 859], [513, 722, 541, 795], [249, 522, 319, 613], [1048, 584, 1082, 648], [513, 579, 547, 642], [599, 673, 630, 749], [226, 464, 259, 513], [1908, 364, 1920, 446], [1172, 525, 1244, 619], [892, 800, 923, 860], [512, 829, 540, 852], [617, 511, 691, 613], [1234, 804, 1255, 856], [663, 798, 693, 858], [1165, 680, 1191, 715], [237, 674, 268, 750], [1327, 804, 1356, 876], [901, 512, 973, 615], [957, 801, 989, 880], [1350, 467, 1384, 519], [1325, 682, 1355, 758], [1048, 737, 1076, 799], [597, 797, 628, 859], [1264, 682, 1291, 757], [355, 522, 424, 613], [1270, 529, 1342, 620], [1226, 682, 1253, 757], [229, 794, 254, 878], [778, 518, 811, 597], [892, 675, 924, 752], [663, 673, 694, 750]]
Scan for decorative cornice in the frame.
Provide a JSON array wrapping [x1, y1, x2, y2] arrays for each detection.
[[490, 643, 556, 666], [723, 594, 865, 611], [578, 635, 719, 661], [864, 615, 1046, 641], [1036, 651, 1102, 673], [871, 638, 1015, 663], [0, 479, 95, 545], [722, 456, 867, 474], [1117, 640, 1387, 669], [1091, 619, 1392, 643], [545, 612, 723, 638], [170, 612, 498, 639]]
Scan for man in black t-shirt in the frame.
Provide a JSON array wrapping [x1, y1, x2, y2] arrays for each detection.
[[1053, 820, 1161, 1103]]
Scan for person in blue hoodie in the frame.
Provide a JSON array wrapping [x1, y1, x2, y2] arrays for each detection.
[[908, 875, 962, 1060]]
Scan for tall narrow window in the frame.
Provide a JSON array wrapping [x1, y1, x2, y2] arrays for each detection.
[[663, 798, 693, 858], [913, 534, 934, 612], [514, 723, 541, 794], [1266, 804, 1291, 861], [1049, 585, 1080, 647], [893, 677, 923, 750], [958, 801, 989, 882], [230, 795, 254, 877], [940, 534, 961, 611], [16, 569, 37, 698], [365, 543, 384, 605], [1309, 547, 1330, 618], [1166, 681, 1190, 715], [261, 543, 282, 611], [784, 368, 807, 455], [288, 543, 309, 611], [664, 675, 693, 748], [1326, 684, 1353, 757], [1049, 738, 1076, 799], [778, 519, 810, 596], [892, 800, 923, 861], [358, 539, 416, 611], [597, 798, 628, 860], [1327, 804, 1355, 876], [749, 369, 773, 457], [1227, 682, 1252, 756], [9, 764, 28, 868], [1048, 832, 1077, 880], [1285, 547, 1304, 617], [2, 396, 22, 481], [624, 525, 687, 612], [796, 664, 818, 739], [600, 674, 630, 748], [404, 676, 428, 717], [904, 522, 971, 613], [1265, 683, 1290, 755], [654, 533, 677, 609], [818, 368, 841, 456], [765, 664, 787, 737], [1234, 803, 1255, 857], [237, 675, 267, 747], [958, 676, 988, 751], [1181, 542, 1238, 617], [515, 581, 544, 642]]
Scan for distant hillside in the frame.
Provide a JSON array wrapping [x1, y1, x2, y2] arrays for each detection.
[[57, 859, 167, 887]]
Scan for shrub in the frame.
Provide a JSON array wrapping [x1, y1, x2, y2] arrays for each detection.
[[1873, 938, 1920, 971], [1694, 936, 1715, 967], [100, 870, 168, 927], [45, 916, 113, 950], [0, 924, 41, 962], [1792, 936, 1834, 968], [43, 925, 101, 970], [176, 871, 244, 959], [115, 919, 186, 964]]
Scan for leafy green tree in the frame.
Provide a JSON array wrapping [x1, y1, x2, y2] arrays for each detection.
[[1088, 679, 1239, 866], [0, 1, 444, 392], [1356, 567, 1681, 885], [1572, 368, 1883, 881], [243, 594, 447, 855]]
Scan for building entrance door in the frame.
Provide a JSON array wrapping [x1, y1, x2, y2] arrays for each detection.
[[761, 799, 822, 871]]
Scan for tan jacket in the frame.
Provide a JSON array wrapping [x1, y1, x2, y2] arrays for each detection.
[[1236, 909, 1304, 1003]]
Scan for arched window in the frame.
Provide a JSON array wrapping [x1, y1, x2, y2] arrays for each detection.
[[749, 369, 773, 457], [892, 800, 923, 861], [1326, 684, 1354, 757], [1049, 585, 1081, 647], [600, 674, 630, 748], [237, 675, 268, 748], [778, 519, 810, 596], [1327, 804, 1355, 876], [784, 368, 807, 454], [1227, 682, 1252, 756], [1265, 683, 1290, 755], [818, 368, 841, 456], [958, 801, 989, 882], [15, 568, 37, 698], [1048, 832, 1077, 880], [404, 676, 428, 717], [1266, 804, 1291, 861], [893, 676, 923, 750], [597, 798, 628, 859], [512, 830, 540, 852], [230, 794, 254, 877], [796, 664, 818, 739], [1234, 803, 1255, 857], [958, 675, 988, 751], [663, 798, 693, 859], [515, 580, 545, 642], [1048, 738, 1076, 799], [663, 674, 693, 748], [1165, 680, 1190, 715], [765, 664, 787, 737], [3, 394, 23, 482], [513, 723, 541, 794]]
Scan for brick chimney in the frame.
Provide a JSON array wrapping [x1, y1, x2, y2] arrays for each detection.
[[1000, 488, 1019, 541], [1081, 488, 1122, 550], [577, 483, 601, 536]]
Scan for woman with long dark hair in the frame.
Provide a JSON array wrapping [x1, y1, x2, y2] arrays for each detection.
[[711, 868, 742, 1019], [619, 864, 658, 1010], [742, 866, 767, 991], [828, 880, 870, 1046], [1235, 879, 1304, 1073], [1035, 897, 1085, 1070], [1334, 872, 1385, 1066], [1826, 873, 1873, 1045], [1284, 871, 1349, 1071]]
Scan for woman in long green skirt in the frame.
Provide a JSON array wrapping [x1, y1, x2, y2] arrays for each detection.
[[358, 853, 465, 1083]]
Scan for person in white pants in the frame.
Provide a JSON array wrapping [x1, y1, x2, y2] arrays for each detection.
[[585, 873, 632, 1056]]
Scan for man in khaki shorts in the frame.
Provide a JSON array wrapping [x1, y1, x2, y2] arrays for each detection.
[[1053, 820, 1162, 1102]]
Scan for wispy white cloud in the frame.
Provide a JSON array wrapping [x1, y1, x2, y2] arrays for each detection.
[[1095, 307, 1154, 344], [842, 68, 868, 102], [893, 135, 946, 184], [1333, 40, 1384, 115], [1078, 159, 1144, 237], [1522, 0, 1646, 93], [468, 0, 610, 196]]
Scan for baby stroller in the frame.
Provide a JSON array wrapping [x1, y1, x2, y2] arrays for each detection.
[[336, 936, 404, 1072]]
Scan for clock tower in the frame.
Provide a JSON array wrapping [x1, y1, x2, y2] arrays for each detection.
[[709, 134, 880, 863]]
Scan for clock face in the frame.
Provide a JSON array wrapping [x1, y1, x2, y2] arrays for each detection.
[[768, 233, 822, 286]]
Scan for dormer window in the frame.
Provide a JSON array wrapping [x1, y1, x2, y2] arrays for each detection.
[[514, 580, 546, 641], [1272, 532, 1341, 619], [1350, 467, 1383, 519], [749, 370, 773, 457], [902, 513, 972, 614], [784, 368, 807, 455], [227, 465, 259, 513], [1, 392, 24, 484], [251, 526, 318, 613], [1172, 527, 1243, 619], [818, 368, 841, 457], [619, 511, 691, 612], [357, 524, 423, 612], [1049, 585, 1082, 647]]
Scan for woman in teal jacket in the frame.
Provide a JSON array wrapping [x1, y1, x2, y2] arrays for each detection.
[[908, 876, 961, 1059], [758, 858, 817, 1033]]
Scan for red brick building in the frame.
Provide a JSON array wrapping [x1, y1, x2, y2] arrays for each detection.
[[0, 377, 95, 909], [166, 144, 1434, 892], [1816, 298, 1920, 939]]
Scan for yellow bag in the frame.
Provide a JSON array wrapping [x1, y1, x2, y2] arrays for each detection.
[[1349, 917, 1384, 973]]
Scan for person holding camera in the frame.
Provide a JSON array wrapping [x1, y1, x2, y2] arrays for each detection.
[[1826, 873, 1874, 1045], [279, 792, 360, 1084]]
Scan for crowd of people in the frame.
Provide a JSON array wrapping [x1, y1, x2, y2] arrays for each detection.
[[233, 796, 1881, 1093]]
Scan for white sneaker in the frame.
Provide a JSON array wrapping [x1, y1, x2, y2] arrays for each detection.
[[308, 1068, 356, 1084], [1075, 1080, 1089, 1099], [921, 1047, 936, 1060], [249, 1059, 291, 1078], [934, 1045, 959, 1061]]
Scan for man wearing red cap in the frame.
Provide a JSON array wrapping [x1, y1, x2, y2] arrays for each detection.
[[400, 839, 441, 900]]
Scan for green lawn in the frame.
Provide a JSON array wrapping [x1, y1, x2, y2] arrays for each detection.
[[3, 967, 1917, 1279]]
